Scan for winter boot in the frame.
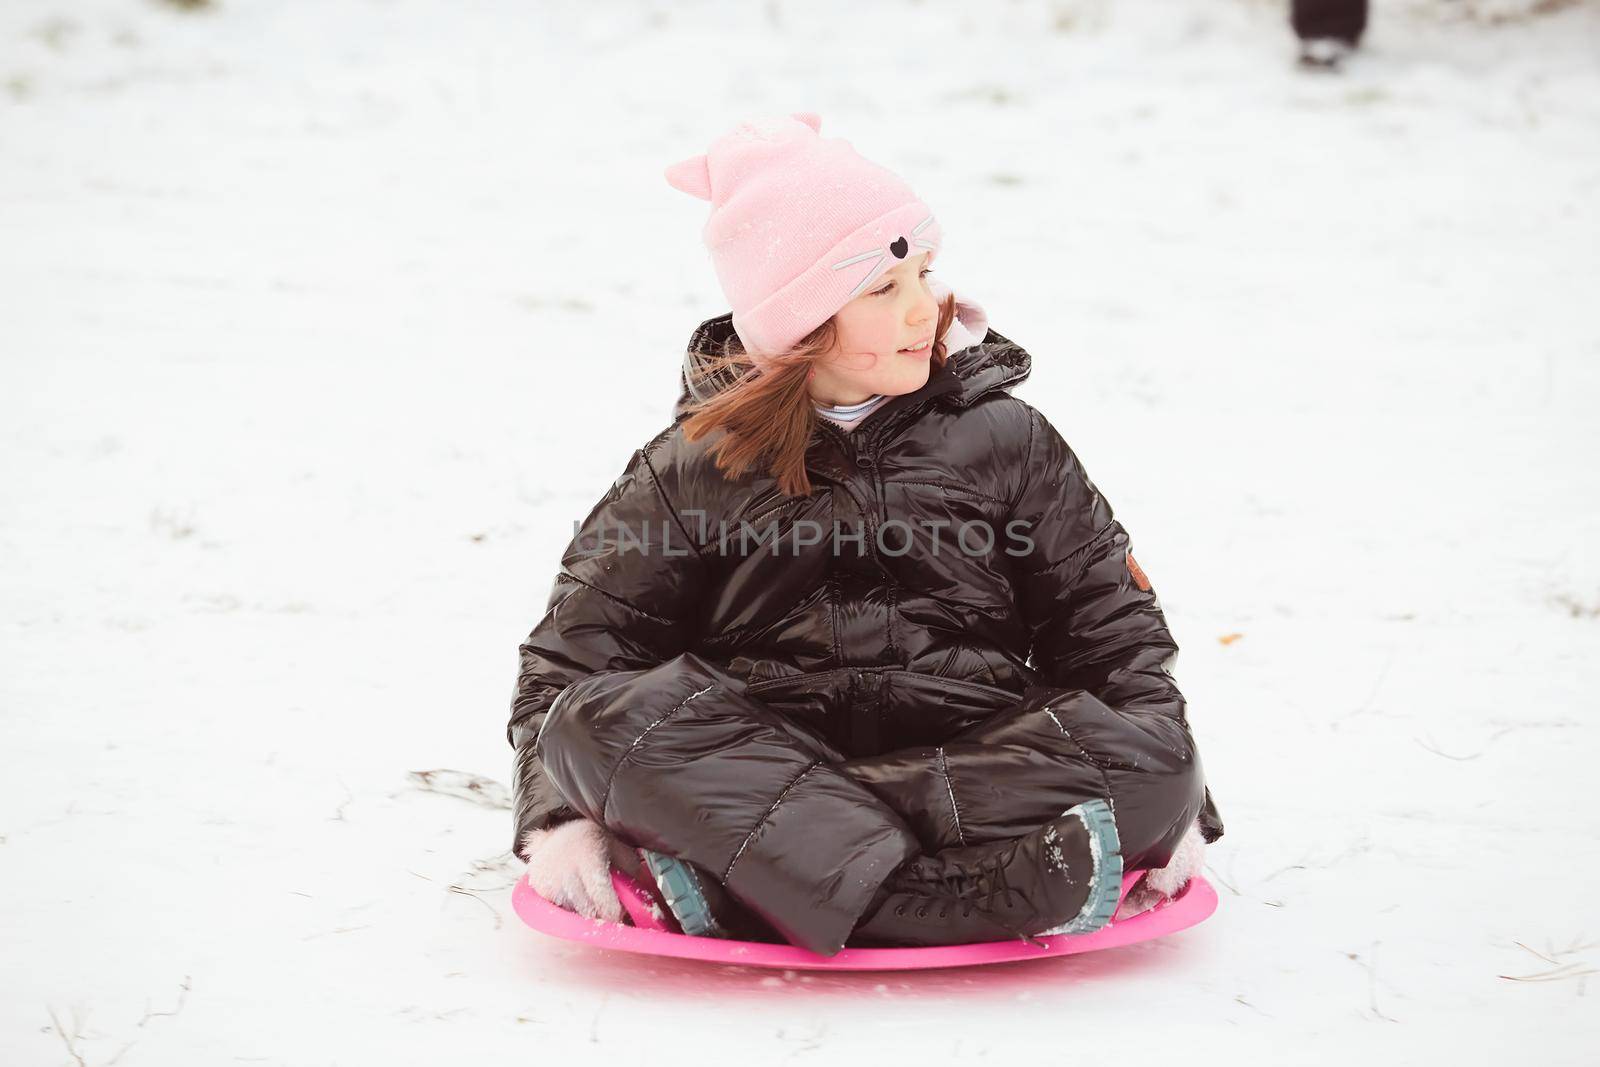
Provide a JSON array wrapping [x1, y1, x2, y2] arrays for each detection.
[[637, 848, 782, 942], [848, 798, 1123, 948], [1297, 37, 1356, 72]]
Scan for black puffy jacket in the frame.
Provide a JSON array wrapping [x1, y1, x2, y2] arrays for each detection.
[[507, 310, 1225, 955]]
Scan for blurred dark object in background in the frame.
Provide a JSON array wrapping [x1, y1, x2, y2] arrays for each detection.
[[1293, 0, 1368, 70]]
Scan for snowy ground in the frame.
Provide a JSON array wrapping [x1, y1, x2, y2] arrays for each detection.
[[3, 0, 1598, 1062]]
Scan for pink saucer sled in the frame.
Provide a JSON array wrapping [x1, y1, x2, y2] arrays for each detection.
[[512, 865, 1217, 971]]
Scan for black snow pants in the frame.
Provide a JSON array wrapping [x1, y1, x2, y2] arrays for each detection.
[[536, 651, 1211, 958], [1292, 0, 1368, 44]]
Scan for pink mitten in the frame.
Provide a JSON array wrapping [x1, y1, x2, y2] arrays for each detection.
[[1112, 818, 1207, 922], [520, 819, 623, 922]]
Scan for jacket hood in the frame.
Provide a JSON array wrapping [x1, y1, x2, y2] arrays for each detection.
[[674, 280, 1032, 420]]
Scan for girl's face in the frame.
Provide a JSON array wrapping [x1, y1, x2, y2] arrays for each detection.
[[809, 252, 939, 406]]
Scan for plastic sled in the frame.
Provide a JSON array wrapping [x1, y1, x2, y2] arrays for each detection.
[[512, 863, 1218, 971]]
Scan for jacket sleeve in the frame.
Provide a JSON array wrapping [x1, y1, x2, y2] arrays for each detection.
[[506, 436, 705, 857], [1007, 403, 1224, 844]]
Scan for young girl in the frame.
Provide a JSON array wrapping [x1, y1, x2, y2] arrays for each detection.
[[508, 113, 1224, 958]]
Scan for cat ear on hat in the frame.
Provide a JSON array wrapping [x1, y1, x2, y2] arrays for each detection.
[[664, 154, 712, 201], [666, 114, 818, 200]]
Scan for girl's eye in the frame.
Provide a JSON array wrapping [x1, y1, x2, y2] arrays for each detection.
[[872, 267, 934, 297]]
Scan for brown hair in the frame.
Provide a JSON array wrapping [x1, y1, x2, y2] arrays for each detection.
[[681, 292, 958, 498]]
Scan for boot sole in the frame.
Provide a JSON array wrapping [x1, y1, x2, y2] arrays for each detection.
[[639, 849, 728, 938], [1040, 798, 1123, 936]]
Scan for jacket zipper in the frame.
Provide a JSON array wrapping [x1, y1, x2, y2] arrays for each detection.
[[809, 343, 981, 482], [745, 666, 851, 695], [746, 664, 1016, 698], [806, 381, 971, 705], [813, 400, 934, 519], [856, 452, 885, 527], [811, 420, 879, 555], [851, 668, 884, 755]]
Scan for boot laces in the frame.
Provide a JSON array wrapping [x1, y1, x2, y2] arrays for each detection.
[[904, 853, 1023, 918], [897, 851, 1050, 947]]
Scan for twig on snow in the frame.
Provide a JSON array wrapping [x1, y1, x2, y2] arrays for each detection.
[[405, 770, 511, 810], [1500, 936, 1597, 983], [1345, 941, 1400, 1023], [46, 1006, 88, 1067], [137, 976, 191, 1027], [447, 884, 503, 930]]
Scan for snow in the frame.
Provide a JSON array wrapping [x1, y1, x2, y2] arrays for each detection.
[[2, 0, 1598, 1062]]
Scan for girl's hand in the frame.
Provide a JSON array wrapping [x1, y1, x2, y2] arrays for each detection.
[[520, 818, 624, 922]]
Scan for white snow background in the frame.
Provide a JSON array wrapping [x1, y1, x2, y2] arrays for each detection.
[[2, 0, 1598, 1062]]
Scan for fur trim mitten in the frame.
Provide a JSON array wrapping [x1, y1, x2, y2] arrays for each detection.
[[1111, 817, 1208, 922], [520, 818, 623, 923]]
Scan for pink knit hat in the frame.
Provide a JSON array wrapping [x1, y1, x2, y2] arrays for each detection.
[[664, 112, 943, 370]]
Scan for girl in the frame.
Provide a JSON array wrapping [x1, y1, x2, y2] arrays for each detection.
[[508, 113, 1224, 958]]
